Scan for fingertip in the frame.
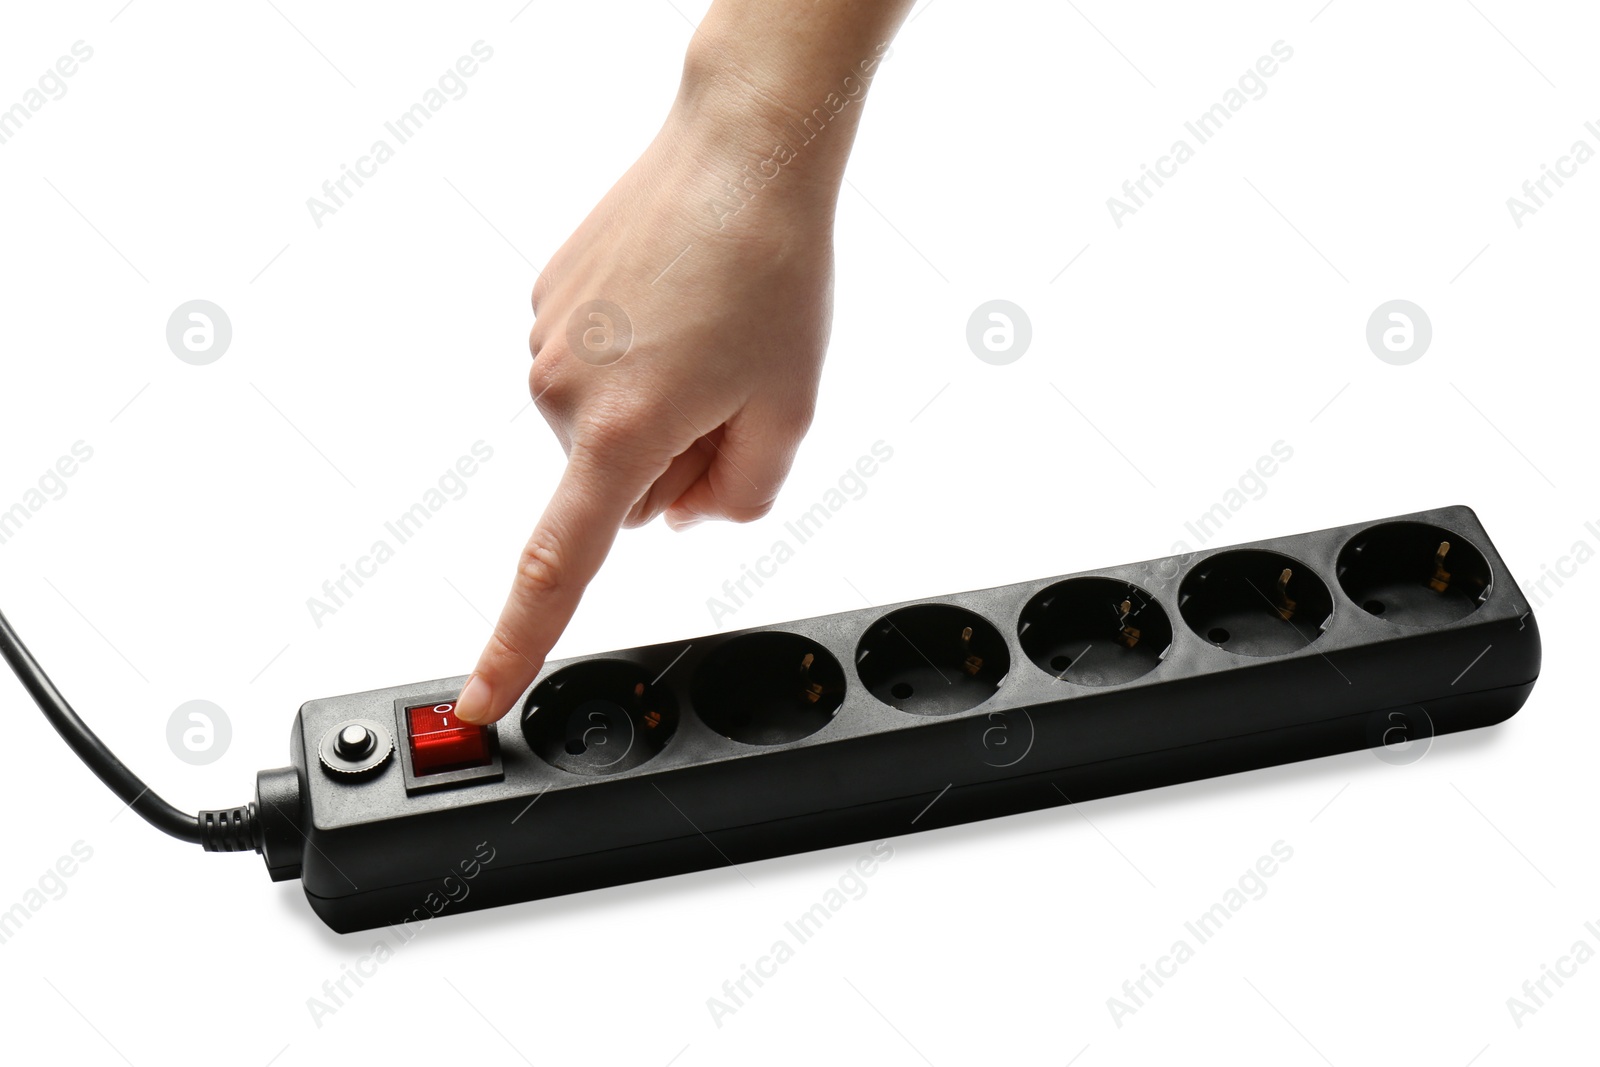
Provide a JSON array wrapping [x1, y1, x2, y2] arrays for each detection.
[[453, 672, 495, 724]]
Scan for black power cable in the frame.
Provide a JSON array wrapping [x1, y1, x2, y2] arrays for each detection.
[[0, 606, 257, 852]]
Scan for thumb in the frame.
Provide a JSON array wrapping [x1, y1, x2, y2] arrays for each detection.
[[662, 405, 804, 527]]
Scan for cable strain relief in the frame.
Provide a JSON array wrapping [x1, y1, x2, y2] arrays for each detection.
[[199, 803, 260, 853]]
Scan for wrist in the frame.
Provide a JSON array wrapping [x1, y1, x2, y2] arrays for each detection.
[[673, 19, 894, 199]]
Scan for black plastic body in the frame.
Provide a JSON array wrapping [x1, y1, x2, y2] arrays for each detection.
[[265, 506, 1540, 933]]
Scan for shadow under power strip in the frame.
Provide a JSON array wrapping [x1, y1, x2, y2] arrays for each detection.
[[7, 506, 1541, 932]]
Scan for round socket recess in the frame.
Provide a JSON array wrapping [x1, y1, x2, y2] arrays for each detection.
[[856, 604, 1008, 715], [522, 660, 677, 775], [1019, 577, 1172, 686], [1179, 549, 1333, 657], [1337, 521, 1491, 626], [691, 632, 846, 746]]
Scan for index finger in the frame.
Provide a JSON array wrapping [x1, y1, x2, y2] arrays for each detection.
[[452, 450, 655, 724]]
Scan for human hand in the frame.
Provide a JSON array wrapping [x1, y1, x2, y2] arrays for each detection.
[[452, 76, 839, 725], [452, 1, 912, 726]]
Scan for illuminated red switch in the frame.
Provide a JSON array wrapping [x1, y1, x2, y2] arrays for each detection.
[[406, 701, 492, 776]]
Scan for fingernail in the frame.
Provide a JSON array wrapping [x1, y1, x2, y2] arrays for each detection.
[[668, 518, 704, 532], [454, 673, 493, 723]]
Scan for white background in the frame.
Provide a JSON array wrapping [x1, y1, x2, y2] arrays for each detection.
[[1, 1, 1595, 1064]]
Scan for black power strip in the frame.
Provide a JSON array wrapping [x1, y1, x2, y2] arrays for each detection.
[[5, 505, 1540, 933], [251, 505, 1537, 931]]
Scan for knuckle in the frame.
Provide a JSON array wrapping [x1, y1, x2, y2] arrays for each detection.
[[620, 497, 654, 529], [515, 534, 565, 600], [782, 399, 817, 438], [530, 271, 553, 313], [725, 498, 776, 523], [528, 350, 570, 413], [569, 401, 650, 460], [571, 412, 627, 458]]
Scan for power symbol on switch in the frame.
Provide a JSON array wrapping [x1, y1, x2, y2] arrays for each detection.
[[406, 702, 493, 777]]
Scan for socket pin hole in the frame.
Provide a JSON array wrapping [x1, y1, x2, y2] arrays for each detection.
[[1018, 577, 1172, 686]]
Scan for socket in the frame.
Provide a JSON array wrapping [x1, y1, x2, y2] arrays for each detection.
[[521, 660, 677, 776], [1178, 549, 1335, 656], [1018, 576, 1173, 686], [855, 603, 1009, 715], [1337, 520, 1492, 626], [691, 632, 846, 745]]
